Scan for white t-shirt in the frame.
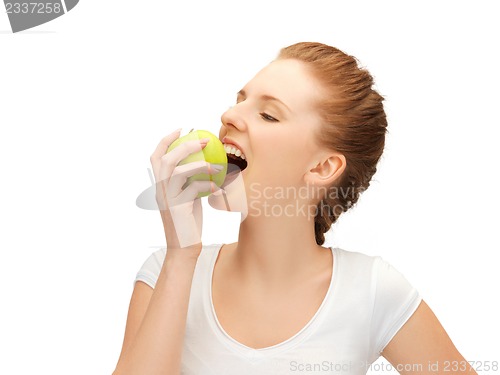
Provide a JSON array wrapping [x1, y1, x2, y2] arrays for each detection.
[[134, 244, 422, 375]]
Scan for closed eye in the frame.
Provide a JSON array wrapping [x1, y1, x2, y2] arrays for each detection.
[[260, 112, 279, 122]]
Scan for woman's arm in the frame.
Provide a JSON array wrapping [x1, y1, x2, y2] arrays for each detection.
[[382, 300, 478, 375], [113, 246, 201, 375], [113, 131, 219, 374]]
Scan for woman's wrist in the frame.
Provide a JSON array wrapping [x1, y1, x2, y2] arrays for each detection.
[[166, 243, 203, 263]]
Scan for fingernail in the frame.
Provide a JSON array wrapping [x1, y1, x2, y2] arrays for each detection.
[[211, 164, 224, 171], [200, 137, 211, 143], [173, 127, 182, 133]]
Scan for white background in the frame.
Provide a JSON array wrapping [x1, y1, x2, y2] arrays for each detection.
[[1, 1, 499, 374]]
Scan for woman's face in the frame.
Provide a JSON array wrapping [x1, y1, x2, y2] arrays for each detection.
[[210, 59, 330, 214]]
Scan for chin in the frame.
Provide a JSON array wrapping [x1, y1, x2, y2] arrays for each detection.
[[208, 166, 248, 214]]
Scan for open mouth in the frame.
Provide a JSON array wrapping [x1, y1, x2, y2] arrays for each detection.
[[224, 143, 248, 173], [227, 153, 248, 173], [220, 143, 248, 189]]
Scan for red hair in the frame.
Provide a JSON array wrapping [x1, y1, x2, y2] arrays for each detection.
[[278, 42, 388, 245]]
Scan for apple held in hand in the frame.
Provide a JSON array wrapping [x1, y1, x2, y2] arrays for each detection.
[[167, 129, 228, 197]]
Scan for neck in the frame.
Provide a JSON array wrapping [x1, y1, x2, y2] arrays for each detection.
[[230, 204, 329, 290]]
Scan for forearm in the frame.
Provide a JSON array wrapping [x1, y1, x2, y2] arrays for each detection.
[[114, 250, 199, 375]]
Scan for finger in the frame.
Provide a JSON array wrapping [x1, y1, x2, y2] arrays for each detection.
[[176, 180, 217, 202], [150, 129, 182, 178], [157, 138, 209, 183], [163, 138, 209, 167], [169, 161, 224, 194], [172, 160, 225, 178], [151, 129, 182, 160]]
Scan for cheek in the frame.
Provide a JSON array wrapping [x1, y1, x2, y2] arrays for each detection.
[[251, 132, 315, 179], [278, 135, 312, 165], [254, 144, 302, 178]]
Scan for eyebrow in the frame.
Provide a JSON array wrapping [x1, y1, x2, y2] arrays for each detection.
[[237, 89, 292, 113]]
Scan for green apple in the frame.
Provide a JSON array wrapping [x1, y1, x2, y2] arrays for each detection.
[[166, 129, 227, 197]]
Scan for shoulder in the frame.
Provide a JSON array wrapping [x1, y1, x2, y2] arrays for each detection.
[[333, 246, 383, 277], [333, 247, 421, 320], [333, 247, 412, 283], [333, 247, 422, 357]]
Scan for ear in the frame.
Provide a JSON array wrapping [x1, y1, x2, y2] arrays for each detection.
[[304, 152, 346, 187]]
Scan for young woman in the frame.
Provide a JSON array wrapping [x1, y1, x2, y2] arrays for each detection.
[[113, 42, 477, 374]]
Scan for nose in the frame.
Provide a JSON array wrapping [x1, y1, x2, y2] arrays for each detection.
[[220, 103, 247, 133]]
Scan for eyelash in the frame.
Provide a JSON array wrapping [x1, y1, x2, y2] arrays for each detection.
[[260, 112, 279, 122], [234, 98, 279, 122]]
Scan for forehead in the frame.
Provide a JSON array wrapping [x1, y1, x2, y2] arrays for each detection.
[[243, 59, 324, 109]]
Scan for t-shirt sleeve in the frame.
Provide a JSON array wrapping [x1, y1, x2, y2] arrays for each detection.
[[370, 256, 423, 356], [133, 248, 167, 289]]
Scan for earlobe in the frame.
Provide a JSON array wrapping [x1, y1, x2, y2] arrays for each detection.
[[305, 153, 346, 186]]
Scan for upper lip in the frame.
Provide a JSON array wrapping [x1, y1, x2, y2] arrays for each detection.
[[221, 137, 246, 157]]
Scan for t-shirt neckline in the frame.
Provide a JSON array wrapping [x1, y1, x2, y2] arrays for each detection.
[[206, 243, 339, 359]]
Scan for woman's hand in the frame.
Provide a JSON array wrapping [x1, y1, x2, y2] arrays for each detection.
[[149, 129, 222, 252]]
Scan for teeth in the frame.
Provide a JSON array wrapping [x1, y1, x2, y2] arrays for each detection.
[[223, 143, 246, 160]]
